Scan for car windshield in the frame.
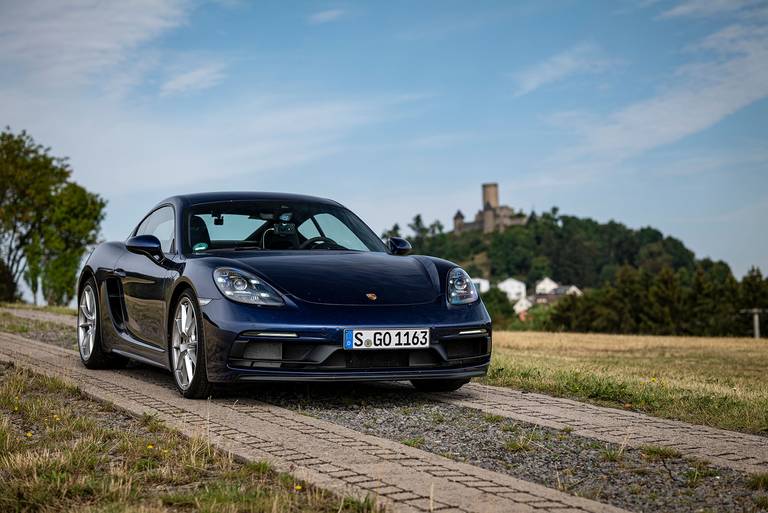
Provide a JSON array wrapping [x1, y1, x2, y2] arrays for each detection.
[[186, 200, 387, 253]]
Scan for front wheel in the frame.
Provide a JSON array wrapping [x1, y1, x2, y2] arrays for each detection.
[[411, 378, 470, 393], [170, 291, 213, 399]]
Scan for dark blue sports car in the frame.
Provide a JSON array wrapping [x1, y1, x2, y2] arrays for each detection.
[[77, 192, 491, 398]]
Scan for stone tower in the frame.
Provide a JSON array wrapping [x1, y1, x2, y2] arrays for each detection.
[[453, 210, 465, 233], [481, 183, 499, 233], [482, 183, 499, 209]]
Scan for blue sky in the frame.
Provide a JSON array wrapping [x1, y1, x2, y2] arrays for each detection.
[[1, 0, 766, 277]]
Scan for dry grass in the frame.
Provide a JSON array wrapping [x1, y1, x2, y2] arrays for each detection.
[[0, 302, 76, 317], [484, 331, 768, 434], [0, 364, 380, 513]]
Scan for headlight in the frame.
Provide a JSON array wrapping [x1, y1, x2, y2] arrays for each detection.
[[213, 267, 284, 306], [447, 268, 479, 305]]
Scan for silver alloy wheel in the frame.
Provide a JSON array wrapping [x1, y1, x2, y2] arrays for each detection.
[[78, 284, 97, 360], [172, 297, 198, 390]]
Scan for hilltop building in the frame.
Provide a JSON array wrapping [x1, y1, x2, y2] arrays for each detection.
[[535, 277, 559, 295], [513, 297, 533, 315], [453, 183, 527, 234], [533, 277, 583, 305], [498, 277, 526, 302]]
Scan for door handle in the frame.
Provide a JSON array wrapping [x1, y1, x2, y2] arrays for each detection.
[[114, 268, 126, 278]]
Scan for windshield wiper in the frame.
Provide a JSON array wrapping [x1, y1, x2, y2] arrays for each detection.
[[233, 245, 263, 251]]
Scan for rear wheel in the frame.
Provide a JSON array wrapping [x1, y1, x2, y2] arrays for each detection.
[[170, 291, 212, 399], [410, 378, 470, 393], [78, 278, 126, 369]]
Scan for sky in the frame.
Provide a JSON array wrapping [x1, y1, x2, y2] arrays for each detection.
[[0, 0, 766, 278]]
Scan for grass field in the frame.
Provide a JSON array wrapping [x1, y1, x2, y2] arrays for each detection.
[[484, 331, 768, 434], [0, 301, 76, 317], [0, 363, 378, 513]]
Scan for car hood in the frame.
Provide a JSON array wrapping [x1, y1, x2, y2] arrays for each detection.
[[227, 251, 441, 306]]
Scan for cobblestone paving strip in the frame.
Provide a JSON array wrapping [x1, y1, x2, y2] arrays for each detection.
[[0, 333, 627, 513], [431, 383, 768, 473]]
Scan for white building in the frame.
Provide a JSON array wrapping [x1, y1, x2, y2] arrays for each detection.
[[498, 277, 526, 302], [553, 285, 583, 297], [513, 297, 532, 315], [535, 277, 559, 295], [471, 278, 490, 294]]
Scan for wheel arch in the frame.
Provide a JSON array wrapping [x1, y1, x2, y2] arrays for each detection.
[[77, 266, 96, 299], [166, 279, 197, 342], [165, 279, 211, 393]]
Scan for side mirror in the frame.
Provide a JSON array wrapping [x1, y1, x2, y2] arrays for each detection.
[[126, 234, 164, 261], [388, 237, 412, 256]]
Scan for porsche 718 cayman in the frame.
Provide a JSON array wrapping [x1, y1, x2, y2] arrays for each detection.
[[76, 192, 492, 398]]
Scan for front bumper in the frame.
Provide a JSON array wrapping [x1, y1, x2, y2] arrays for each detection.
[[200, 296, 492, 383]]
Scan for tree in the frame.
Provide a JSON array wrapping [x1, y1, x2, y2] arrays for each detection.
[[39, 183, 106, 305], [685, 265, 739, 336], [407, 214, 429, 247], [480, 288, 515, 327], [0, 260, 16, 302], [0, 128, 105, 305], [643, 267, 685, 335], [380, 223, 401, 240], [0, 129, 69, 287], [428, 220, 444, 237], [22, 233, 43, 304]]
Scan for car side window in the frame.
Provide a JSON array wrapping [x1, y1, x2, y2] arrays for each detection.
[[136, 206, 175, 253]]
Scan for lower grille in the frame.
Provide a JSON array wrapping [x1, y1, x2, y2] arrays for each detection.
[[347, 351, 410, 369], [443, 337, 487, 359]]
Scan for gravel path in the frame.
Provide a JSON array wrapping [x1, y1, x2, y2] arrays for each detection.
[[234, 381, 767, 513], [436, 383, 768, 473], [0, 333, 632, 513]]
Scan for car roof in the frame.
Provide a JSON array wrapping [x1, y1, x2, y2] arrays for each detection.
[[156, 191, 342, 210]]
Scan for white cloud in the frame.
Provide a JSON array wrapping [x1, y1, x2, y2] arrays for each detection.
[[661, 0, 761, 18], [509, 44, 615, 97], [547, 20, 768, 164], [160, 63, 227, 95], [308, 9, 346, 25], [0, 0, 416, 238], [0, 0, 187, 86]]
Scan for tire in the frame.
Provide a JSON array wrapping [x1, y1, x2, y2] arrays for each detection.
[[78, 278, 127, 369], [410, 378, 470, 393], [169, 290, 213, 399]]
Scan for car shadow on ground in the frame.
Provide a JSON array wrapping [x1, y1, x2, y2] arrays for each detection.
[[115, 360, 431, 410]]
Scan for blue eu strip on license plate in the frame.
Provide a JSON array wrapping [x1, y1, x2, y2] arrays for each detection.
[[344, 329, 354, 350]]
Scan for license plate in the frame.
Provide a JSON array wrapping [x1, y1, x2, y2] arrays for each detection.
[[343, 328, 430, 350]]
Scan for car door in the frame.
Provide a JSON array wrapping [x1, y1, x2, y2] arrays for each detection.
[[116, 205, 176, 349]]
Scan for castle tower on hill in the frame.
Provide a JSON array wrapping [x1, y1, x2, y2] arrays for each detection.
[[453, 183, 527, 234]]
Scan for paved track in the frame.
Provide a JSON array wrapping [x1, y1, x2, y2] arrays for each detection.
[[0, 332, 626, 513], [3, 307, 766, 474]]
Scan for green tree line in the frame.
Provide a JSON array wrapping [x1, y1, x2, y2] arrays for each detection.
[[547, 265, 767, 337], [384, 210, 766, 337], [0, 128, 105, 305]]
